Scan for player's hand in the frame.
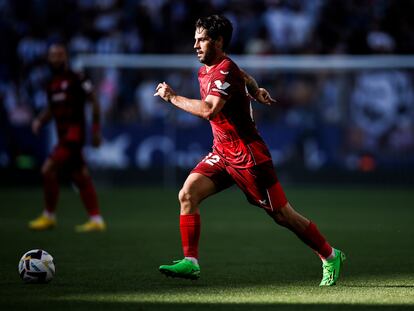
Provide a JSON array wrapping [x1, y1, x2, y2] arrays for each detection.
[[254, 88, 276, 106], [32, 119, 42, 135], [154, 82, 176, 103], [92, 133, 102, 148]]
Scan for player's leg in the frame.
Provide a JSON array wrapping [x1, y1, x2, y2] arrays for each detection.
[[178, 172, 218, 256], [230, 162, 345, 286], [159, 173, 217, 279], [266, 200, 346, 286], [265, 200, 333, 258], [71, 164, 106, 232], [159, 153, 233, 279], [29, 158, 59, 230]]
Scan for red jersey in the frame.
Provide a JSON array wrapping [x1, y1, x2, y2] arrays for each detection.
[[198, 57, 272, 168], [47, 70, 93, 145]]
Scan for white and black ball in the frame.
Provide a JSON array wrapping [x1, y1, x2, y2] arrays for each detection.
[[18, 249, 55, 283]]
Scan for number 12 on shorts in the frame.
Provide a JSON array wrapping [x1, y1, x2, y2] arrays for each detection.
[[203, 153, 220, 166]]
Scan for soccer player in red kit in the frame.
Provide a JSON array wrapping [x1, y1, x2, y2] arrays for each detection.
[[154, 15, 345, 286], [29, 43, 106, 232]]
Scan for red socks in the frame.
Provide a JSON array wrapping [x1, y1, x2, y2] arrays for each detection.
[[79, 178, 100, 216], [72, 173, 100, 217], [43, 168, 100, 217], [180, 214, 201, 258], [179, 215, 331, 261], [297, 222, 333, 259]]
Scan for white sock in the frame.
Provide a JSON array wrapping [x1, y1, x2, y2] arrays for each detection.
[[322, 248, 336, 262], [185, 257, 199, 265], [43, 210, 56, 220], [90, 215, 104, 224]]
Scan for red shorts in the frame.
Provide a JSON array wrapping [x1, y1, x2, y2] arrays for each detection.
[[191, 151, 288, 211], [49, 142, 85, 171]]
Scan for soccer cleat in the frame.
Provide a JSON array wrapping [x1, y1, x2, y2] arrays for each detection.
[[29, 215, 56, 230], [75, 220, 106, 232], [319, 248, 346, 286], [159, 258, 200, 280]]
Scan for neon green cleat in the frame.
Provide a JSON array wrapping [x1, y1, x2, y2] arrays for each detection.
[[159, 259, 200, 280], [319, 249, 346, 286]]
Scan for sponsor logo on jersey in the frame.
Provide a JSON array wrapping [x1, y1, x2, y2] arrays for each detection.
[[212, 80, 230, 95], [220, 70, 229, 75], [214, 80, 230, 90]]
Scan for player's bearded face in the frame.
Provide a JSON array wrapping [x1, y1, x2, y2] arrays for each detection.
[[48, 46, 68, 73], [194, 28, 218, 65]]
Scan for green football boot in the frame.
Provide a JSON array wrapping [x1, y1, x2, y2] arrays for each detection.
[[159, 258, 200, 280], [319, 249, 346, 286]]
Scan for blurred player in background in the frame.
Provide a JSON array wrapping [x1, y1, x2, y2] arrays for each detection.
[[154, 15, 345, 286], [29, 43, 106, 232]]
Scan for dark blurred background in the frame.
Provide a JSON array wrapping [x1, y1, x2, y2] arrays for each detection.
[[1, 0, 414, 186]]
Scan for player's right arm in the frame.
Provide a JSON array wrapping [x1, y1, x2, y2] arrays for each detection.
[[154, 82, 225, 120], [32, 107, 52, 135]]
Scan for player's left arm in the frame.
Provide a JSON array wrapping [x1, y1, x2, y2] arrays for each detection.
[[154, 82, 225, 120], [87, 91, 102, 147], [240, 69, 276, 106], [81, 74, 102, 148]]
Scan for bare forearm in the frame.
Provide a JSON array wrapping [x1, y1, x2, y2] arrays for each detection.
[[155, 82, 224, 119], [241, 69, 259, 96], [170, 95, 213, 119], [241, 69, 276, 105]]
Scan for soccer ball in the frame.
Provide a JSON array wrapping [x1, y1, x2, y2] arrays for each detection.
[[18, 249, 55, 283]]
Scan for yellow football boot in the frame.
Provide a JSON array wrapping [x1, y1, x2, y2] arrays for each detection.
[[29, 215, 56, 230], [75, 220, 106, 232]]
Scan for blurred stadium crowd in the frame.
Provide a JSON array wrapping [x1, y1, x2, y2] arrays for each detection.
[[1, 0, 414, 178]]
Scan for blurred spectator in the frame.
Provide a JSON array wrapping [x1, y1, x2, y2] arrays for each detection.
[[349, 70, 414, 153], [98, 67, 119, 122], [348, 29, 414, 154], [263, 0, 317, 53], [1, 0, 414, 174], [134, 79, 168, 123], [2, 0, 413, 122], [69, 31, 94, 54]]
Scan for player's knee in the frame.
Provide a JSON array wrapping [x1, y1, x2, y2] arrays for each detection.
[[178, 187, 198, 212], [178, 187, 192, 205], [41, 163, 55, 177]]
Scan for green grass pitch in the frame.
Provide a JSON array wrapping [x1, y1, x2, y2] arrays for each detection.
[[0, 186, 413, 310]]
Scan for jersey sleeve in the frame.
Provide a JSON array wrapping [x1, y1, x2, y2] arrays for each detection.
[[207, 61, 235, 101]]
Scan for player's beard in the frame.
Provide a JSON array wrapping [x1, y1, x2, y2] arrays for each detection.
[[199, 48, 217, 66]]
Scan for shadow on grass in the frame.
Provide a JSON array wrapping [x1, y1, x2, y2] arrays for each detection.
[[1, 301, 413, 311], [343, 284, 414, 288]]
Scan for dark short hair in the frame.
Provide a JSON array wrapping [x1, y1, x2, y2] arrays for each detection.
[[195, 15, 233, 51]]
